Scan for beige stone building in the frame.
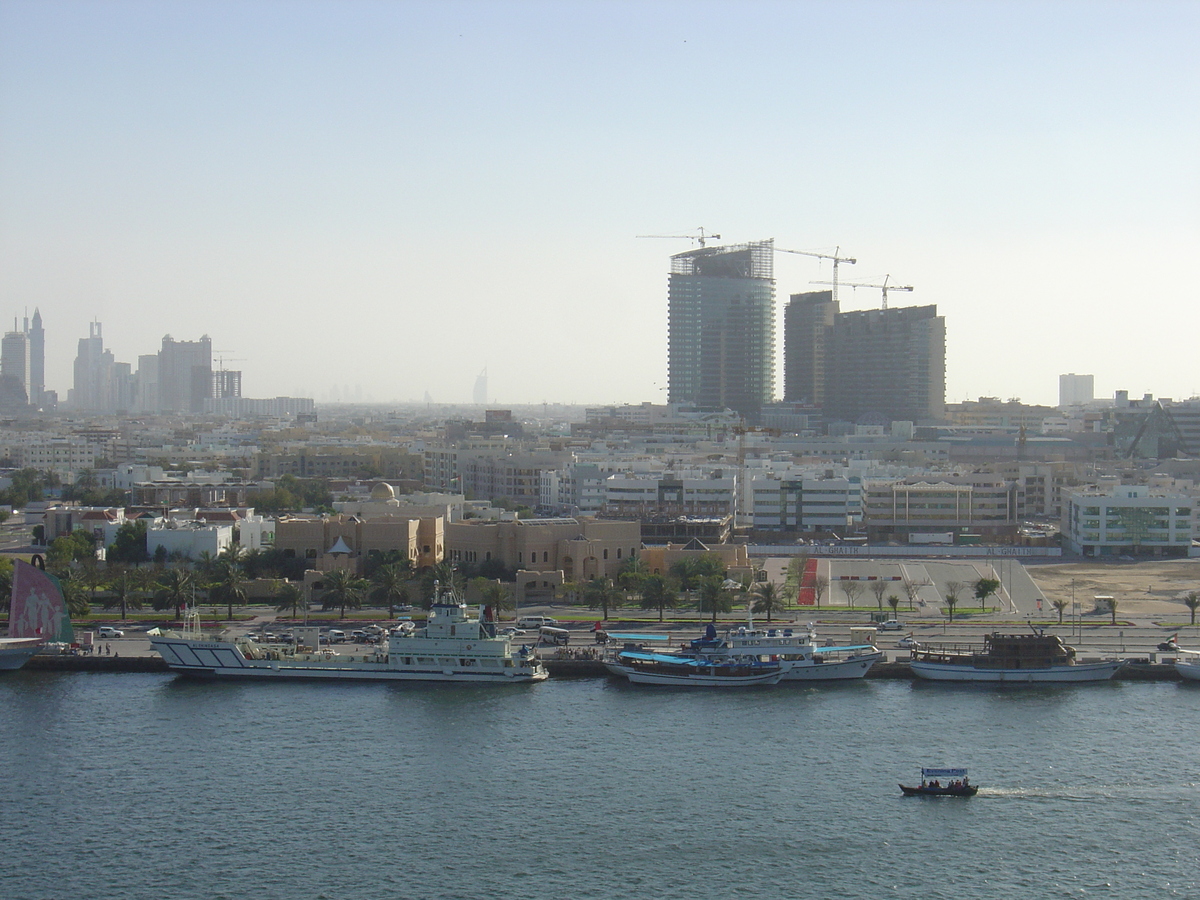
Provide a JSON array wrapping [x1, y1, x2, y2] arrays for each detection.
[[446, 516, 641, 594], [639, 539, 754, 582], [274, 513, 444, 575]]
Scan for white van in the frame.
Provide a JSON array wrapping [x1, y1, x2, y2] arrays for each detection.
[[516, 615, 558, 629]]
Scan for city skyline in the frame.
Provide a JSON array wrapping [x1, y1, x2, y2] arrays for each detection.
[[2, 1, 1197, 407]]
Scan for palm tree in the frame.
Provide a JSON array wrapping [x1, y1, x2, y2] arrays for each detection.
[[321, 569, 369, 620], [274, 581, 305, 619], [104, 566, 141, 621], [1107, 596, 1119, 626], [80, 558, 106, 611], [153, 567, 195, 620], [480, 581, 514, 615], [887, 594, 901, 620], [752, 581, 786, 623], [1051, 598, 1068, 625], [1184, 591, 1200, 626], [211, 559, 248, 621], [49, 567, 92, 618], [696, 574, 734, 624], [583, 576, 622, 621], [639, 574, 679, 623], [370, 561, 412, 616]]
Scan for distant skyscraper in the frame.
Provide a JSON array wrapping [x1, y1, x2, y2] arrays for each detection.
[[158, 334, 212, 412], [784, 297, 946, 424], [1, 325, 31, 404], [1059, 373, 1094, 407], [667, 239, 775, 420], [72, 321, 118, 410], [28, 309, 44, 406], [473, 367, 488, 405]]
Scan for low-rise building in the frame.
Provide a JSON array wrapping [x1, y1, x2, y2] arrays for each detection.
[[1062, 484, 1194, 557], [863, 475, 1019, 543], [274, 513, 444, 575]]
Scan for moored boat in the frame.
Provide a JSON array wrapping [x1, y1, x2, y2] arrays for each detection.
[[604, 649, 784, 687], [1173, 649, 1200, 682], [900, 767, 978, 797], [682, 622, 883, 682], [149, 584, 547, 683], [0, 637, 45, 671], [909, 630, 1123, 683]]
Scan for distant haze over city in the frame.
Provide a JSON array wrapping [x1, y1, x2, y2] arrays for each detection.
[[2, 2, 1196, 407]]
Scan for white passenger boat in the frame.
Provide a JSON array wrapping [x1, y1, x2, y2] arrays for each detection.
[[1173, 649, 1200, 682], [909, 630, 1123, 683], [682, 622, 883, 682], [0, 637, 45, 671], [149, 585, 547, 683]]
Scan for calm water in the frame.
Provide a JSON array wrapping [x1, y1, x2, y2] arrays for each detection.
[[3, 672, 1199, 900]]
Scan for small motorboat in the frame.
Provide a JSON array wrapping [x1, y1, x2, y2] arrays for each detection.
[[900, 767, 978, 797]]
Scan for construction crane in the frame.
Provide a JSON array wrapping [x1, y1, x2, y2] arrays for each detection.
[[636, 227, 721, 248], [811, 274, 913, 309], [775, 246, 856, 301]]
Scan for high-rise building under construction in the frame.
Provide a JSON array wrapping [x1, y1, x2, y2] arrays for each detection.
[[667, 239, 775, 420], [784, 292, 945, 424]]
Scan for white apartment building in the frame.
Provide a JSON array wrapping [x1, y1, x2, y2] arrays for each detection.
[[1062, 484, 1195, 557], [604, 472, 737, 518], [749, 472, 863, 532]]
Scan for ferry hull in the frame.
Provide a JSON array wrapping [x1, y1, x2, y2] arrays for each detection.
[[910, 659, 1123, 683], [0, 638, 44, 671], [604, 662, 783, 687], [781, 652, 882, 682], [1175, 660, 1200, 682], [150, 637, 548, 683]]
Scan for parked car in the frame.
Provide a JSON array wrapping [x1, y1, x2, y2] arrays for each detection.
[[516, 616, 558, 629], [878, 620, 904, 631], [897, 635, 921, 649], [501, 627, 527, 637], [97, 626, 124, 639]]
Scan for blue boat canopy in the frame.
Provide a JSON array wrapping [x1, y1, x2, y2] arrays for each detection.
[[922, 768, 968, 778], [619, 651, 701, 666]]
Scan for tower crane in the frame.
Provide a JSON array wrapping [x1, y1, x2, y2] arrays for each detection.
[[636, 227, 722, 248], [775, 246, 856, 301], [811, 274, 913, 309]]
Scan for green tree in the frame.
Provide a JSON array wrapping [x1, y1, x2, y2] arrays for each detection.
[[1052, 598, 1068, 624], [669, 554, 726, 593], [583, 576, 622, 621], [1107, 596, 1119, 626], [371, 562, 413, 616], [321, 569, 369, 619], [752, 581, 786, 623], [839, 578, 864, 607], [479, 581, 514, 614], [640, 574, 680, 623], [104, 566, 142, 620], [107, 520, 150, 564], [153, 567, 196, 620], [47, 530, 97, 567], [1183, 591, 1200, 627], [974, 577, 1001, 611], [48, 567, 92, 618], [211, 559, 249, 621], [887, 594, 901, 619], [696, 574, 735, 624], [274, 581, 305, 619]]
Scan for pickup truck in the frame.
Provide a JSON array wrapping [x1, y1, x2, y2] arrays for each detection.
[[877, 620, 903, 631]]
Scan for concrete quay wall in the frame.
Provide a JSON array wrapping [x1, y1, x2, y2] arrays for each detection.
[[21, 654, 1187, 681]]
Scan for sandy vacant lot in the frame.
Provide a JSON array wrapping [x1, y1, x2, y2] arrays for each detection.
[[1026, 557, 1200, 618]]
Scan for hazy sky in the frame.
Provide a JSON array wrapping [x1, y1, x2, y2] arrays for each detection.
[[1, 0, 1197, 408]]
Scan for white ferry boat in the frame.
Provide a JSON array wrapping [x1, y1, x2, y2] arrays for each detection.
[[149, 585, 547, 683], [909, 630, 1123, 683], [680, 622, 883, 682], [0, 637, 45, 671], [1172, 648, 1200, 682]]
